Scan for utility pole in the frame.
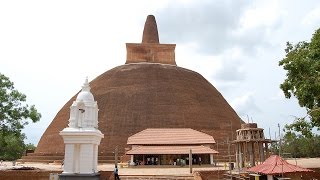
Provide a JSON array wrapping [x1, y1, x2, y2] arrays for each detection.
[[189, 149, 192, 174], [278, 124, 281, 157], [278, 123, 283, 178]]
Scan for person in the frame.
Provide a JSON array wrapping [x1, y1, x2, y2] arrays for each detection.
[[114, 165, 120, 180], [198, 157, 202, 166], [61, 159, 64, 168]]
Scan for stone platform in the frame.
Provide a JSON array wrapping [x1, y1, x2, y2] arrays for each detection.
[[59, 173, 100, 180]]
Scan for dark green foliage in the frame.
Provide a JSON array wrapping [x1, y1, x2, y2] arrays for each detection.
[[282, 130, 320, 158], [279, 28, 320, 132], [24, 143, 36, 151], [0, 131, 25, 161], [0, 73, 41, 160], [279, 28, 320, 157], [285, 118, 313, 138]]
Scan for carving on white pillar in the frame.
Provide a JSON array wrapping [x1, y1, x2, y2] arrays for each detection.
[[60, 77, 104, 175]]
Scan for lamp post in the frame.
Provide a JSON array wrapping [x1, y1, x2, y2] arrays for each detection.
[[278, 123, 281, 157], [278, 123, 283, 178], [189, 149, 192, 174]]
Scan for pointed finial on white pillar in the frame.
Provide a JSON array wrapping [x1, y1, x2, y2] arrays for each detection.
[[81, 77, 91, 92], [76, 77, 94, 102]]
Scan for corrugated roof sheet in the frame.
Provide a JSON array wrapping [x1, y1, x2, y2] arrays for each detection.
[[247, 155, 313, 175], [126, 145, 219, 155], [127, 128, 216, 145]]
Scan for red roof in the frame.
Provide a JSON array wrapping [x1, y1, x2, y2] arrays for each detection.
[[247, 155, 313, 175], [126, 145, 219, 155], [127, 128, 216, 145]]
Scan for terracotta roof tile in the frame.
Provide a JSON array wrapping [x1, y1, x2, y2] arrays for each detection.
[[247, 155, 313, 175], [126, 145, 219, 155], [127, 128, 216, 145]]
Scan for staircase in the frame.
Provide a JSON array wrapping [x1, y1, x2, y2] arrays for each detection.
[[98, 152, 123, 163], [119, 175, 195, 180], [18, 154, 64, 164], [18, 151, 123, 164]]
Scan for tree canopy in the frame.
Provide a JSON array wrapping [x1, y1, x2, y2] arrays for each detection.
[[282, 127, 320, 158], [0, 73, 41, 160], [279, 28, 320, 131]]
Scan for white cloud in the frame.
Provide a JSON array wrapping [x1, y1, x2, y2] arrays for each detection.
[[230, 92, 261, 117], [1, 0, 319, 145], [213, 47, 246, 83], [269, 90, 286, 101], [302, 6, 320, 25], [238, 0, 282, 30]]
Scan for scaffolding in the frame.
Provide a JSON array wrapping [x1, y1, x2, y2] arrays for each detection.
[[233, 123, 273, 169]]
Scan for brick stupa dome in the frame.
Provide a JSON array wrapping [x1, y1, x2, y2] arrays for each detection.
[[33, 15, 241, 161]]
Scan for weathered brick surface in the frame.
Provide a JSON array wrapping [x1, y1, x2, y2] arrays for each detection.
[[0, 170, 113, 180], [34, 63, 241, 161], [0, 170, 62, 180], [196, 170, 227, 180], [142, 15, 159, 44], [32, 15, 241, 162], [126, 43, 176, 65], [241, 123, 257, 129]]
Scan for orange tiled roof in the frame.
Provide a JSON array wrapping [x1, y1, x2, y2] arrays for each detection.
[[127, 128, 216, 145], [126, 145, 219, 155], [247, 155, 313, 175]]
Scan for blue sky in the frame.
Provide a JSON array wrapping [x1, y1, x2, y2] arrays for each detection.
[[0, 0, 319, 145]]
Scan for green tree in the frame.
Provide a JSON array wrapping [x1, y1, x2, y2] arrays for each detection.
[[0, 73, 41, 160], [279, 28, 320, 131], [25, 143, 36, 151], [0, 132, 26, 161], [282, 129, 320, 158]]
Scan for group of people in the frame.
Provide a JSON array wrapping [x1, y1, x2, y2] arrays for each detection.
[[146, 157, 159, 165], [133, 157, 159, 166], [170, 156, 202, 166]]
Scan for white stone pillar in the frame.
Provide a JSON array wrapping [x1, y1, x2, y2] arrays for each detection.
[[63, 144, 74, 173], [210, 154, 214, 165], [267, 175, 273, 180], [74, 144, 80, 173], [79, 144, 94, 174], [93, 144, 98, 172], [130, 155, 135, 165]]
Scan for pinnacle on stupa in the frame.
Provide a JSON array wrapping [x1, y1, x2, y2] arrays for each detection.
[[142, 15, 159, 43], [126, 15, 176, 65]]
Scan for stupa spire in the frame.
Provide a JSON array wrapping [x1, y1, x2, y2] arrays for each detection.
[[126, 15, 176, 65], [142, 15, 159, 43]]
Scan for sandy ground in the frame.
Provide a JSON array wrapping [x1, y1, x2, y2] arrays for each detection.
[[286, 158, 320, 169], [0, 158, 319, 175], [0, 162, 224, 175]]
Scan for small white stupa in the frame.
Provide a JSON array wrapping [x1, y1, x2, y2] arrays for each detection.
[[59, 78, 104, 179]]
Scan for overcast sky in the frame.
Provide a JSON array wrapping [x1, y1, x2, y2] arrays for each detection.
[[1, 0, 319, 145]]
